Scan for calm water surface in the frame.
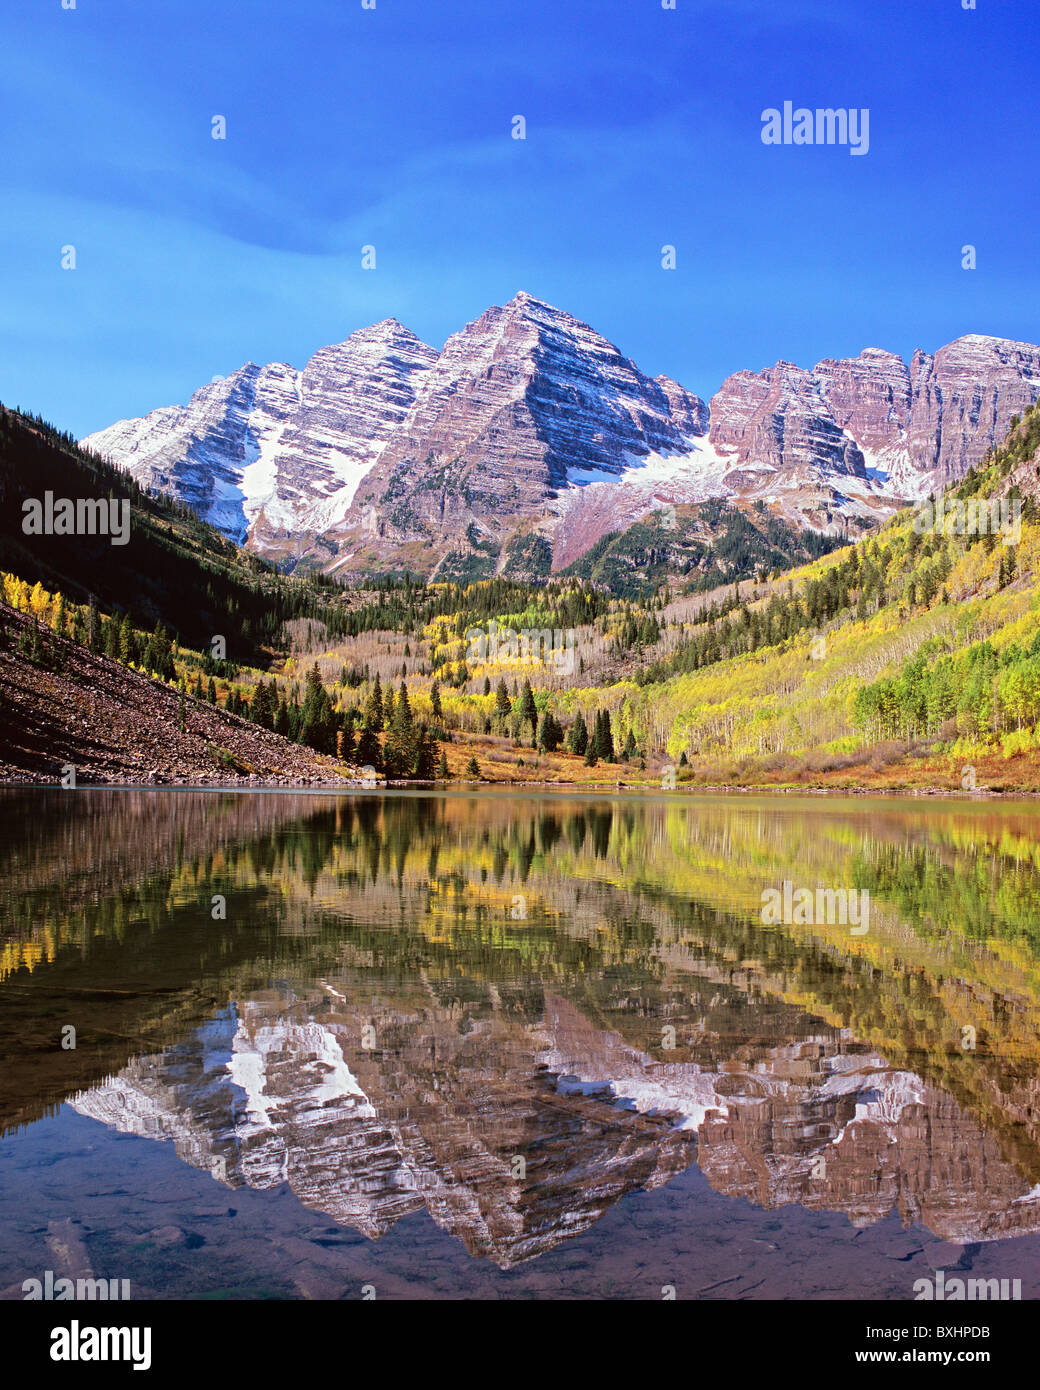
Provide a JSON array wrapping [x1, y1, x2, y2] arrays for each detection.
[[2, 787, 1040, 1300]]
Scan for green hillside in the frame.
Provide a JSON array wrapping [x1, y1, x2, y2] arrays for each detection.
[[605, 402, 1040, 782], [561, 498, 842, 598], [0, 405, 341, 663]]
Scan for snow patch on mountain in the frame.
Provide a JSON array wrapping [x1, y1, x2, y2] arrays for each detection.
[[227, 1014, 374, 1136]]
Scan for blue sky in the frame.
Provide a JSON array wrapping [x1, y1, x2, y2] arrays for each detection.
[[2, 0, 1037, 438]]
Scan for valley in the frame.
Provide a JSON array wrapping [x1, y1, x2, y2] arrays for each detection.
[[6, 0, 1038, 1329], [3, 391, 1040, 793]]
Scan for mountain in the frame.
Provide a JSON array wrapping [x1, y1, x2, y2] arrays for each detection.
[[80, 295, 1040, 582], [710, 334, 1040, 530], [329, 291, 716, 580], [73, 997, 1040, 1266], [81, 320, 438, 565]]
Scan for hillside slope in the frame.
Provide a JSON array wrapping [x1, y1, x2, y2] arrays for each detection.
[[600, 402, 1040, 789], [561, 499, 842, 598], [353, 401, 1040, 792], [0, 405, 335, 664], [0, 604, 359, 786]]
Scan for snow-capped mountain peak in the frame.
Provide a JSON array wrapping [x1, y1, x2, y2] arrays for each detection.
[[80, 300, 1040, 576]]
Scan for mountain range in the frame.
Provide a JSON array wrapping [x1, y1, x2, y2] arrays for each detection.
[[81, 293, 1040, 580]]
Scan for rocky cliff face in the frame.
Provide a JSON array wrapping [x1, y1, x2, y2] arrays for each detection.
[[81, 298, 1040, 578], [71, 988, 698, 1268], [328, 292, 714, 579], [710, 335, 1040, 529], [81, 321, 438, 559], [695, 1047, 1040, 1244]]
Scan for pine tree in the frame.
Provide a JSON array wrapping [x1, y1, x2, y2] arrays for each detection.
[[465, 755, 481, 778], [538, 711, 563, 753], [519, 679, 537, 736], [397, 680, 412, 725], [383, 681, 416, 776], [118, 613, 133, 665], [437, 750, 450, 778], [356, 725, 382, 770], [149, 621, 172, 678], [430, 679, 443, 721], [87, 594, 99, 654], [19, 616, 44, 664], [568, 711, 589, 757], [364, 674, 384, 731], [412, 724, 436, 779], [594, 708, 615, 761], [274, 696, 289, 736], [482, 676, 491, 696], [495, 678, 512, 719], [207, 676, 217, 704], [622, 728, 637, 761], [253, 680, 276, 730], [142, 622, 160, 675], [300, 664, 334, 751]]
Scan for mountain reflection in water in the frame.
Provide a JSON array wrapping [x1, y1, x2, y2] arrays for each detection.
[[3, 788, 1040, 1282]]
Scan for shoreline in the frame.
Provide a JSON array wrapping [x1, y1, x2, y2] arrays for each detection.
[[0, 775, 1033, 799]]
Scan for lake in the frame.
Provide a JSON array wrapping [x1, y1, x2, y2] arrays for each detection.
[[2, 786, 1040, 1301]]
